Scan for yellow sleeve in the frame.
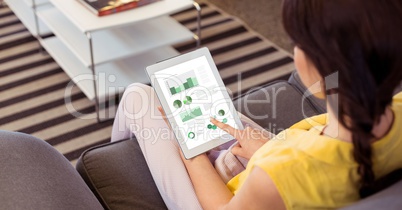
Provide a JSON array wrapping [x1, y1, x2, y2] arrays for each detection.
[[394, 91, 402, 102], [253, 160, 295, 210], [254, 156, 337, 210]]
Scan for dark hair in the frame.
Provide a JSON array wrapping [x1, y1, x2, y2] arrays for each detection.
[[282, 0, 402, 198]]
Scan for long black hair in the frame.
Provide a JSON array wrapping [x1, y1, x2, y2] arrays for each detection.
[[282, 0, 402, 198]]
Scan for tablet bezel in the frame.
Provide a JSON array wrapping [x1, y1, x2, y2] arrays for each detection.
[[146, 47, 244, 159]]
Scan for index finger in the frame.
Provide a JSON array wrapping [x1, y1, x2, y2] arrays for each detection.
[[157, 106, 167, 118], [210, 117, 241, 139]]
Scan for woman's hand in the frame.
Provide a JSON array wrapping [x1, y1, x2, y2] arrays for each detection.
[[157, 106, 205, 162], [210, 118, 271, 160], [158, 106, 270, 160]]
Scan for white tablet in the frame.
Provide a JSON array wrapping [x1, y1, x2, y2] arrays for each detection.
[[146, 47, 244, 159]]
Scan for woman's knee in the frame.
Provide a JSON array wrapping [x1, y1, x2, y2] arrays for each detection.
[[121, 83, 153, 105], [118, 83, 158, 121], [123, 83, 152, 98]]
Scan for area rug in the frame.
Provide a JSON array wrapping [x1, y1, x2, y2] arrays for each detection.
[[0, 2, 294, 165]]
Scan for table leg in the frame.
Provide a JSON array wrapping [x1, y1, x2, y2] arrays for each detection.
[[32, 0, 45, 54], [86, 32, 104, 123], [193, 2, 202, 47]]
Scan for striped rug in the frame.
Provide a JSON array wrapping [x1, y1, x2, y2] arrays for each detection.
[[0, 2, 294, 165]]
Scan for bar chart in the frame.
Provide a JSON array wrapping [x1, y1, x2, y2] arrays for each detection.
[[165, 70, 199, 95]]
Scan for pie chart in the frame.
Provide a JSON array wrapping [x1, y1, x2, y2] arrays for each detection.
[[188, 132, 195, 139], [173, 100, 182, 109], [183, 96, 192, 105], [218, 109, 225, 116]]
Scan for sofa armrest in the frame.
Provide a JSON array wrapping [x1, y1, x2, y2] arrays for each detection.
[[76, 138, 167, 210], [233, 80, 323, 134], [288, 71, 327, 113], [340, 180, 402, 210], [0, 130, 102, 210]]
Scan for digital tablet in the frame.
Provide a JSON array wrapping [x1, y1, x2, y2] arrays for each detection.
[[146, 47, 244, 159]]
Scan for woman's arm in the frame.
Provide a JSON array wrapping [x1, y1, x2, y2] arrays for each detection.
[[181, 118, 285, 209], [158, 107, 285, 209], [182, 153, 286, 210], [181, 154, 232, 209], [210, 118, 270, 160]]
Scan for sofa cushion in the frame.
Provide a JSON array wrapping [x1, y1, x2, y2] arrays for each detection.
[[288, 71, 327, 113], [233, 80, 323, 134], [340, 180, 402, 210], [0, 130, 103, 210], [76, 138, 167, 210]]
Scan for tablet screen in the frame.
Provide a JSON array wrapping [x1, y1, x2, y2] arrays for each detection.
[[153, 55, 240, 150]]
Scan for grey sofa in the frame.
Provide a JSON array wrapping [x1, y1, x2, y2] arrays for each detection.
[[1, 72, 401, 209]]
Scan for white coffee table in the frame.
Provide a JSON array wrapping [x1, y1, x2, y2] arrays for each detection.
[[5, 0, 201, 122]]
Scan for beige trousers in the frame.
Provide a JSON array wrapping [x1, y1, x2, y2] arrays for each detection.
[[111, 83, 265, 209]]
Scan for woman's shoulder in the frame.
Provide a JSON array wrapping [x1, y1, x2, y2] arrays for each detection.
[[260, 122, 355, 166], [252, 143, 359, 209]]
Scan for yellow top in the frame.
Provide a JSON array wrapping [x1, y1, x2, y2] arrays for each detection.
[[227, 92, 402, 209]]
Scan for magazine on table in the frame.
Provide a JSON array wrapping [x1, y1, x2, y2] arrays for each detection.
[[77, 0, 161, 16]]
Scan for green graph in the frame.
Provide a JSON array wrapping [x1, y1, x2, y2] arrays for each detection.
[[180, 107, 202, 122], [218, 109, 225, 116], [173, 100, 182, 108], [183, 96, 192, 105], [168, 77, 199, 95]]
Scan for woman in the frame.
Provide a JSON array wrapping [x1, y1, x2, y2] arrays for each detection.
[[111, 0, 402, 209]]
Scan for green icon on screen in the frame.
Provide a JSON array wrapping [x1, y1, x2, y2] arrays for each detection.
[[180, 107, 203, 122], [207, 117, 228, 130], [169, 77, 199, 95], [218, 109, 225, 116], [207, 124, 218, 130], [183, 96, 192, 105], [173, 100, 182, 109], [188, 132, 195, 139]]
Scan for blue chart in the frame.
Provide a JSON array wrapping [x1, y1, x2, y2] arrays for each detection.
[[165, 70, 199, 95]]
